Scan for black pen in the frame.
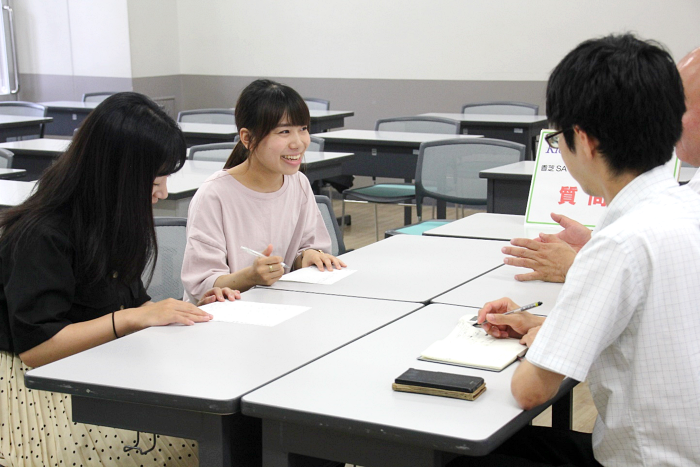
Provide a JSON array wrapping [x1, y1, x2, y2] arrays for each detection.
[[501, 301, 543, 316]]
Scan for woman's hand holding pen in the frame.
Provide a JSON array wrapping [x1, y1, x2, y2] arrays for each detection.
[[249, 244, 285, 286], [477, 297, 545, 346]]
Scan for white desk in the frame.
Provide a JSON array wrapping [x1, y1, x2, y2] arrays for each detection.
[[25, 288, 422, 467], [153, 160, 225, 217], [315, 129, 482, 180], [301, 150, 354, 184], [316, 129, 481, 224], [308, 110, 354, 133], [419, 113, 548, 159], [432, 264, 563, 317], [40, 101, 99, 136], [479, 161, 535, 215], [153, 152, 354, 217], [0, 180, 36, 208], [265, 234, 507, 303], [0, 168, 27, 180], [0, 114, 53, 142], [0, 138, 71, 180], [242, 303, 576, 466], [424, 213, 562, 241], [179, 122, 239, 146]]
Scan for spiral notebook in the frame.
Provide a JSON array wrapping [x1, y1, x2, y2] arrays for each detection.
[[419, 314, 527, 371]]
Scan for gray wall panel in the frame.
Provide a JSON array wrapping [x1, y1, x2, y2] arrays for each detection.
[[14, 74, 133, 103], [177, 76, 547, 130], [12, 74, 547, 131]]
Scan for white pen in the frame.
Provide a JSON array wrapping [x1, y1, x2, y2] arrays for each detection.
[[240, 246, 287, 269]]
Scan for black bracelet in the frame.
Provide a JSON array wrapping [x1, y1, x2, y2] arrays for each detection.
[[112, 311, 120, 339]]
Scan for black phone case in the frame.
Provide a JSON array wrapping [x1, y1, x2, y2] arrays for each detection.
[[395, 368, 484, 394]]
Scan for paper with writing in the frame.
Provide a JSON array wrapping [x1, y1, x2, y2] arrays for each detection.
[[420, 314, 527, 371]]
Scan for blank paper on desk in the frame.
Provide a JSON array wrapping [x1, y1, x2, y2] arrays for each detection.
[[200, 300, 310, 326], [278, 267, 356, 285]]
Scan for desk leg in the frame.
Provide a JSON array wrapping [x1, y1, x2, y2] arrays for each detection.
[[262, 419, 456, 467], [405, 177, 413, 225], [72, 396, 261, 467], [551, 388, 574, 430]]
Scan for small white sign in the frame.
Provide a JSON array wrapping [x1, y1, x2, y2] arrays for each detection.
[[524, 129, 681, 228]]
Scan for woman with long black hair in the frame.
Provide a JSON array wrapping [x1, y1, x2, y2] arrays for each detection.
[[0, 92, 237, 466]]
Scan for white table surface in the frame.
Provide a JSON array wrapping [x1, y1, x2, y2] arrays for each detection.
[[0, 137, 71, 155], [314, 129, 482, 144], [40, 101, 100, 110], [0, 180, 37, 207], [420, 113, 547, 124], [26, 288, 422, 413], [242, 303, 551, 458], [265, 235, 507, 303], [164, 151, 353, 199], [179, 121, 238, 136], [164, 159, 223, 198], [303, 150, 353, 165], [308, 110, 354, 119], [0, 115, 53, 125], [480, 160, 535, 177], [431, 264, 563, 316], [424, 213, 562, 241], [0, 168, 27, 179]]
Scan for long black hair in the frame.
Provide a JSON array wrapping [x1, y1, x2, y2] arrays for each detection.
[[0, 92, 187, 286], [224, 79, 310, 169]]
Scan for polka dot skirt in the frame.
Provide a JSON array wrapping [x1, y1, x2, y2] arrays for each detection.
[[0, 351, 198, 466]]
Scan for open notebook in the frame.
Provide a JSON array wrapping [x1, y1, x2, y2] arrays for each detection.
[[419, 314, 527, 371]]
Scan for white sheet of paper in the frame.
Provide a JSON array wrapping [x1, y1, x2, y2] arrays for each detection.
[[199, 300, 310, 326], [278, 267, 356, 285]]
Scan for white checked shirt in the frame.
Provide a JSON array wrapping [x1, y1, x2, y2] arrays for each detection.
[[527, 165, 700, 466]]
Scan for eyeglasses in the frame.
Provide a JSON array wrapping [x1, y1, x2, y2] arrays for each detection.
[[544, 128, 571, 149]]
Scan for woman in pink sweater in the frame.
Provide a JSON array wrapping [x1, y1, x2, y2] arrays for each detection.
[[182, 79, 346, 301]]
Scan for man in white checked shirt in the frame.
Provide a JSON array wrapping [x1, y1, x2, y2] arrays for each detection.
[[451, 35, 700, 467], [502, 45, 700, 284]]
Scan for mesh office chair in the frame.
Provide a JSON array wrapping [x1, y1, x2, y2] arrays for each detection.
[[341, 116, 461, 240], [0, 101, 48, 139], [315, 195, 346, 256], [188, 142, 235, 162], [304, 98, 330, 111], [375, 116, 461, 134], [82, 92, 117, 103], [461, 101, 539, 116], [177, 109, 236, 125], [143, 217, 188, 302], [385, 138, 527, 237], [0, 148, 13, 169]]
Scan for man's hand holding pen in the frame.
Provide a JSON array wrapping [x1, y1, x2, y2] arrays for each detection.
[[477, 298, 546, 346]]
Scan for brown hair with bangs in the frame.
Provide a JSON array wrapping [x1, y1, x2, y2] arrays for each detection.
[[224, 79, 310, 169]]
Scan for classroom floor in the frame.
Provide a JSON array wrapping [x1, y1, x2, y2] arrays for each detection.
[[331, 176, 597, 434]]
